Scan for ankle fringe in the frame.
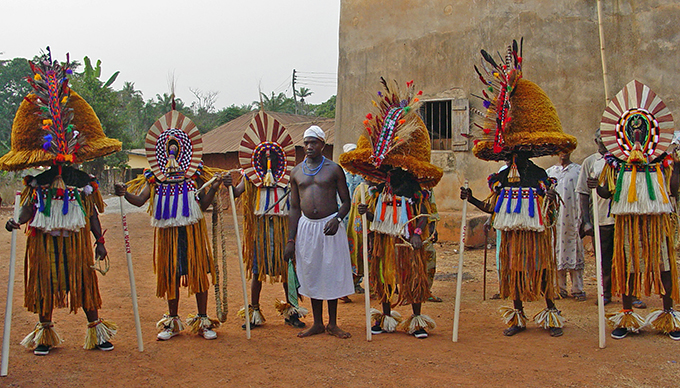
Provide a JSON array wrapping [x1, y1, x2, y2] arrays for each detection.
[[237, 305, 266, 325], [645, 309, 680, 333], [186, 314, 220, 334], [397, 314, 435, 334], [370, 308, 403, 332], [500, 307, 528, 328], [156, 314, 185, 333], [606, 309, 646, 332], [533, 308, 565, 329], [21, 322, 63, 349], [84, 319, 117, 350], [274, 300, 308, 319]]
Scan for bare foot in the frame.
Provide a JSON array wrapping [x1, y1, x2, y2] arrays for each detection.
[[326, 324, 351, 339], [340, 296, 352, 303], [297, 323, 325, 338]]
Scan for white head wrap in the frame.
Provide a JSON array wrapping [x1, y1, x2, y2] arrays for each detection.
[[343, 143, 357, 153], [303, 125, 325, 142]]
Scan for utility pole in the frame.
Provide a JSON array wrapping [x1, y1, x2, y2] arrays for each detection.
[[292, 68, 298, 114]]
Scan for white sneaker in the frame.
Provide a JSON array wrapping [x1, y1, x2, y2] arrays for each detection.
[[157, 327, 179, 341], [201, 328, 217, 340]]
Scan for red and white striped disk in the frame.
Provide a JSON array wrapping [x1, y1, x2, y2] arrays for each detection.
[[145, 110, 203, 182], [238, 111, 295, 188], [601, 80, 674, 161]]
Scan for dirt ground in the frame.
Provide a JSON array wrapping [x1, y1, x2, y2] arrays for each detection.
[[0, 199, 679, 388]]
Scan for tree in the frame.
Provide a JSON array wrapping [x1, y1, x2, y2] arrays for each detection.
[[309, 95, 336, 118], [254, 91, 295, 114], [218, 104, 253, 125], [0, 58, 32, 155]]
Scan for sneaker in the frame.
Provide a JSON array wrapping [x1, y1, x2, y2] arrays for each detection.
[[413, 329, 428, 339], [611, 327, 628, 339], [371, 324, 384, 335], [669, 331, 680, 341], [285, 314, 306, 329], [201, 328, 217, 340], [33, 344, 50, 356], [549, 327, 563, 337], [157, 327, 179, 341], [632, 299, 647, 309], [96, 341, 114, 351]]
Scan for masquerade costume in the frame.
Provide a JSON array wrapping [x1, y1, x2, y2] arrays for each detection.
[[340, 78, 443, 336], [470, 39, 577, 333], [597, 80, 680, 336], [0, 49, 121, 352]]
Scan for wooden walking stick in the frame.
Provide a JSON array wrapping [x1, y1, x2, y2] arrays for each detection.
[[483, 223, 489, 301], [119, 196, 144, 352], [453, 181, 469, 342], [360, 184, 372, 341], [228, 185, 251, 339], [592, 187, 606, 349], [1, 192, 21, 376]]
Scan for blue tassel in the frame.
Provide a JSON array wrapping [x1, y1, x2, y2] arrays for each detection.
[[494, 189, 504, 213], [162, 183, 171, 220], [400, 197, 408, 225], [37, 187, 45, 213], [528, 188, 535, 218], [171, 183, 179, 218], [265, 187, 271, 211], [375, 194, 383, 221], [514, 187, 522, 213], [506, 188, 512, 213], [62, 188, 69, 215], [154, 184, 163, 220], [182, 180, 190, 217]]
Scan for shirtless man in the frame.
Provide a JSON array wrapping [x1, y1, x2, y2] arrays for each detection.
[[284, 125, 354, 338]]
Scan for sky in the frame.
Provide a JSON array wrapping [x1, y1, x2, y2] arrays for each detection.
[[1, 0, 340, 109]]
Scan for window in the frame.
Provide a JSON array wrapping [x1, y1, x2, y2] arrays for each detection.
[[419, 93, 470, 151]]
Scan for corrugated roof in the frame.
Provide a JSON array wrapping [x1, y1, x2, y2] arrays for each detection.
[[202, 111, 335, 154]]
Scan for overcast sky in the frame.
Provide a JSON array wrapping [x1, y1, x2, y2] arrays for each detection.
[[2, 0, 340, 108]]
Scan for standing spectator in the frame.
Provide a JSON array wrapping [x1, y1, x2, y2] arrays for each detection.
[[547, 152, 586, 301]]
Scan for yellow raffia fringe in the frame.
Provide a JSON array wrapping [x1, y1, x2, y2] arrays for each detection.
[[242, 180, 288, 283], [20, 322, 63, 349], [627, 167, 637, 203], [499, 307, 528, 328], [83, 318, 117, 350], [498, 228, 556, 301], [156, 314, 184, 333], [645, 309, 680, 333], [656, 167, 670, 204], [533, 308, 565, 329], [599, 163, 618, 194], [606, 309, 645, 332], [370, 308, 403, 332], [397, 314, 436, 334], [611, 214, 679, 301], [22, 185, 103, 315], [186, 314, 220, 334], [237, 305, 266, 325], [274, 300, 308, 319]]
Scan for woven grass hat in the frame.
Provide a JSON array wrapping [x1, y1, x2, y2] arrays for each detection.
[[471, 39, 577, 161], [339, 78, 443, 189], [0, 50, 121, 171]]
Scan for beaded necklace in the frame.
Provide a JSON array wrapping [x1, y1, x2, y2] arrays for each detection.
[[303, 156, 325, 176]]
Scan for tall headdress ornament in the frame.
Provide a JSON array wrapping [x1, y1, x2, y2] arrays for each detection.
[[470, 38, 577, 162], [339, 78, 443, 189], [0, 47, 121, 171], [145, 110, 203, 183], [600, 80, 674, 164], [238, 111, 295, 188]]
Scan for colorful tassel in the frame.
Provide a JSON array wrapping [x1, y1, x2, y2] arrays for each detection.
[[186, 314, 220, 334], [237, 304, 266, 325], [645, 309, 680, 333], [20, 322, 63, 349], [513, 187, 522, 213], [83, 318, 117, 349], [606, 309, 645, 332], [533, 308, 565, 329], [397, 314, 436, 334], [500, 307, 528, 328]]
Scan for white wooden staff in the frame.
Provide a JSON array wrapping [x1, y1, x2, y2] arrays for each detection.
[[452, 180, 469, 342], [228, 185, 251, 339], [360, 185, 372, 341], [119, 196, 144, 352], [592, 187, 606, 349], [1, 192, 21, 376]]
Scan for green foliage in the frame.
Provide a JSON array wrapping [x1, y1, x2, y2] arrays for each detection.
[[308, 95, 336, 118], [254, 91, 296, 114], [218, 104, 253, 124], [0, 58, 32, 155]]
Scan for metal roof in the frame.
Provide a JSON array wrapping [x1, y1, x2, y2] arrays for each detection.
[[202, 111, 335, 154]]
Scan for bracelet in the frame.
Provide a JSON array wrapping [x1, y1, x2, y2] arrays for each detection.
[[413, 227, 422, 236], [95, 229, 107, 245], [336, 216, 343, 223]]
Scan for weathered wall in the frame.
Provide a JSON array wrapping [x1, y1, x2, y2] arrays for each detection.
[[336, 0, 680, 210]]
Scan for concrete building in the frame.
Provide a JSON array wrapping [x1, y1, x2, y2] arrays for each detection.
[[336, 0, 680, 212]]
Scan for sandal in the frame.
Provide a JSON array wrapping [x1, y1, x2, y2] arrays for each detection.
[[503, 325, 525, 337], [549, 327, 564, 337], [573, 292, 587, 302], [427, 296, 443, 303], [632, 299, 647, 309]]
